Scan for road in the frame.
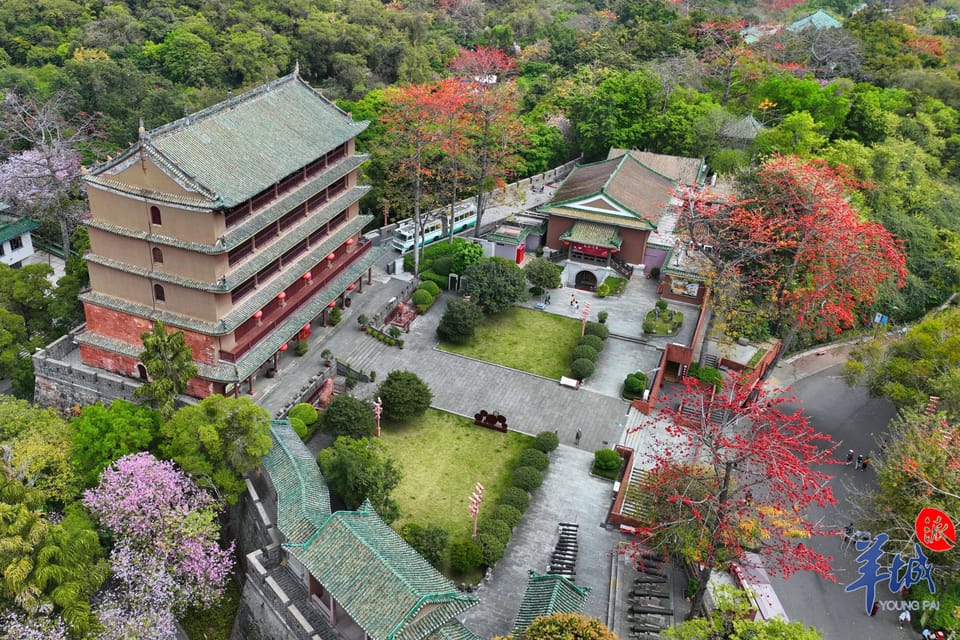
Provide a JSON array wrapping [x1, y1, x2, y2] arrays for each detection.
[[770, 363, 908, 639]]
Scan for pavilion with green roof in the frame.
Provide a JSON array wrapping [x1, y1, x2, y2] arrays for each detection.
[[261, 420, 480, 640], [511, 571, 591, 639]]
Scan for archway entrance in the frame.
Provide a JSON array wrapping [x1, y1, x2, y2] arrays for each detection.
[[574, 270, 598, 291], [137, 363, 148, 380]]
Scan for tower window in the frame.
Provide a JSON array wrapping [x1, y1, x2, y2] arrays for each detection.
[[154, 284, 165, 302], [152, 247, 164, 263], [150, 206, 162, 225]]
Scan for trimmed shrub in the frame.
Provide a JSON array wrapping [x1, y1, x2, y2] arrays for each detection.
[[420, 270, 448, 291], [288, 402, 319, 426], [649, 266, 661, 279], [534, 431, 559, 453], [494, 504, 523, 529], [295, 339, 309, 356], [412, 288, 434, 313], [598, 310, 609, 324], [571, 345, 599, 363], [289, 417, 307, 439], [449, 540, 483, 573], [656, 299, 668, 311], [512, 466, 543, 491], [583, 322, 609, 340], [571, 358, 595, 380], [478, 532, 506, 566], [518, 448, 549, 471], [357, 314, 368, 327], [623, 371, 649, 397], [596, 283, 610, 297], [419, 280, 441, 297], [478, 518, 512, 543], [401, 523, 449, 568], [642, 320, 655, 334], [432, 256, 453, 276], [593, 448, 622, 480], [578, 334, 605, 353], [499, 487, 531, 513]]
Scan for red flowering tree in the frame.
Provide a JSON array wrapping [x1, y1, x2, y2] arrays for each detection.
[[379, 79, 467, 274], [678, 155, 906, 355], [627, 378, 838, 619], [448, 47, 527, 237]]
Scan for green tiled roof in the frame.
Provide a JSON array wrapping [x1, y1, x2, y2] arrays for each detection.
[[424, 621, 481, 640], [550, 209, 654, 231], [86, 197, 370, 293], [78, 242, 388, 383], [288, 503, 478, 640], [660, 248, 710, 281], [787, 9, 841, 31], [87, 72, 368, 209], [0, 217, 39, 245], [262, 419, 329, 544], [511, 571, 591, 638], [559, 222, 622, 248]]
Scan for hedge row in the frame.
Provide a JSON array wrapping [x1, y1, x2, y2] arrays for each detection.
[[569, 322, 609, 380], [466, 431, 555, 571]]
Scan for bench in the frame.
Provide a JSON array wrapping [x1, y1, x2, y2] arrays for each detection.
[[560, 376, 580, 390]]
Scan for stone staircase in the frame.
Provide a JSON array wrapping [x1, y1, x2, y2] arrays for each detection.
[[338, 332, 392, 376], [619, 468, 654, 522]]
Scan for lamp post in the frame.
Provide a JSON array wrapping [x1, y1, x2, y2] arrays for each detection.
[[469, 482, 484, 539], [373, 396, 382, 438]]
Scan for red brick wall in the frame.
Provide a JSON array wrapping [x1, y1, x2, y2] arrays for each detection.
[[79, 343, 222, 400], [83, 303, 218, 364]]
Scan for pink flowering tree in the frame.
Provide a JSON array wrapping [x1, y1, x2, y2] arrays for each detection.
[[0, 613, 69, 640], [83, 452, 234, 621], [0, 92, 99, 256]]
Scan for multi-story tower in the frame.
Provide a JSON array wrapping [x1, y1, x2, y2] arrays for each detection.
[[75, 70, 384, 398]]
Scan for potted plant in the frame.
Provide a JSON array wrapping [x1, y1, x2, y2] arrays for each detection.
[[357, 313, 369, 329]]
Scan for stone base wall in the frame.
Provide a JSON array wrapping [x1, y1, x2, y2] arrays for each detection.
[[33, 331, 199, 414]]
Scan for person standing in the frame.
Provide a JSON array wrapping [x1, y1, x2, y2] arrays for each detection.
[[861, 456, 871, 471], [899, 610, 911, 630], [570, 294, 576, 306], [575, 429, 582, 446], [846, 450, 855, 465], [856, 454, 864, 470]]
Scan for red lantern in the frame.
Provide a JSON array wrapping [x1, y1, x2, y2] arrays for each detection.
[[327, 253, 336, 261], [346, 237, 355, 246], [303, 323, 310, 332], [277, 292, 286, 301], [562, 240, 570, 246], [302, 271, 312, 281], [611, 248, 618, 254], [328, 301, 336, 308], [347, 283, 356, 291], [279, 343, 288, 352], [253, 310, 263, 319]]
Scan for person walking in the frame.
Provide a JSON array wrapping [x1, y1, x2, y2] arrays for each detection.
[[856, 454, 864, 470], [570, 294, 576, 306], [861, 456, 871, 472], [575, 429, 582, 446], [898, 610, 911, 630], [846, 450, 855, 466]]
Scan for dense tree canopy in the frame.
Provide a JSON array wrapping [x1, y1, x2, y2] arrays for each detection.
[[159, 395, 272, 504], [318, 436, 402, 523]]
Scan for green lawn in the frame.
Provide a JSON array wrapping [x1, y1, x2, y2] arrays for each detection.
[[644, 308, 684, 335], [439, 306, 582, 378], [379, 409, 532, 546]]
